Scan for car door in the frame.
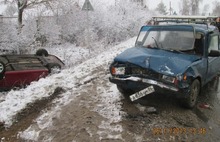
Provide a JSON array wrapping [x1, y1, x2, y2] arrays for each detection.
[[207, 34, 220, 82]]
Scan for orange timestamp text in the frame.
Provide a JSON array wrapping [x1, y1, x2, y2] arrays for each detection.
[[152, 127, 207, 135]]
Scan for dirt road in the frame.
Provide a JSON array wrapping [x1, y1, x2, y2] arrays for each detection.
[[9, 65, 218, 142]]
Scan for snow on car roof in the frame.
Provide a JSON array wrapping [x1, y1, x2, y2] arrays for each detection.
[[149, 16, 219, 33], [152, 16, 218, 25], [152, 15, 218, 20]]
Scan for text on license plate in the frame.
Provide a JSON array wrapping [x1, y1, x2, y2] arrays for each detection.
[[129, 86, 155, 102]]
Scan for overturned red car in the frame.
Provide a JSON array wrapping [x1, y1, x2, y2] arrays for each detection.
[[0, 49, 64, 91]]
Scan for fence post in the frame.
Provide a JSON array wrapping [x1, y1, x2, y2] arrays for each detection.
[[0, 15, 3, 23]]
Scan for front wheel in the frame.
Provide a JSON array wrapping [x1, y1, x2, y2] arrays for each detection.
[[47, 63, 61, 74], [0, 61, 5, 80], [0, 62, 5, 73], [183, 79, 200, 108]]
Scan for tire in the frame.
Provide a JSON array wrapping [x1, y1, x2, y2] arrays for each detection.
[[47, 63, 61, 74], [183, 79, 200, 108], [36, 49, 49, 56], [0, 61, 5, 80]]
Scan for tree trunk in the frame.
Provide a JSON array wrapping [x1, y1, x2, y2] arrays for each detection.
[[17, 0, 27, 34], [18, 8, 23, 34]]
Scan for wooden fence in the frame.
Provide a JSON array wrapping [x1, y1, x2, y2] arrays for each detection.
[[0, 15, 17, 23]]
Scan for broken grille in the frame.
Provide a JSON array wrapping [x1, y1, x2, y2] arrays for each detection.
[[125, 66, 161, 79]]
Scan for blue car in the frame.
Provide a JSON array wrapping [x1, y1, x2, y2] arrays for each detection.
[[109, 16, 220, 108]]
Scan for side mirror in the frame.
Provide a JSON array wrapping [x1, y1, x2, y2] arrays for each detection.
[[209, 50, 220, 57]]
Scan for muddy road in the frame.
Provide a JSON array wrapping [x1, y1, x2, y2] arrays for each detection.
[[6, 65, 217, 142], [0, 63, 220, 141]]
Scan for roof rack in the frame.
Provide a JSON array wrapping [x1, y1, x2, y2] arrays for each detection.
[[152, 16, 218, 25]]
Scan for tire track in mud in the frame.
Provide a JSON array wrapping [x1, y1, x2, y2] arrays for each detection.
[[20, 66, 126, 142], [0, 87, 65, 142]]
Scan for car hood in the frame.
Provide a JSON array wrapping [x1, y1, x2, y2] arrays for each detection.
[[114, 47, 201, 76]]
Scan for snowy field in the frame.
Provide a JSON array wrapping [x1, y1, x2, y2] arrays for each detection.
[[0, 38, 135, 129]]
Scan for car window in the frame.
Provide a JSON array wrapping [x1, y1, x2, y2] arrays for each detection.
[[136, 25, 195, 51], [143, 30, 194, 50], [194, 33, 204, 56], [208, 35, 219, 53], [136, 31, 146, 43]]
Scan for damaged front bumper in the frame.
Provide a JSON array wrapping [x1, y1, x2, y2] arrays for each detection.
[[109, 76, 189, 97]]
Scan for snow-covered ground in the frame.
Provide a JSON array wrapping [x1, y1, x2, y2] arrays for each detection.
[[0, 37, 135, 129]]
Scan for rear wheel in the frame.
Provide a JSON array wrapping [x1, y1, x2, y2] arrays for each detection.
[[183, 79, 200, 108]]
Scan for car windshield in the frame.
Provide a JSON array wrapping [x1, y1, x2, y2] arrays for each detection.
[[136, 25, 195, 51]]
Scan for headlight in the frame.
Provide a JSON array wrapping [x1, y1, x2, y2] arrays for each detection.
[[111, 67, 125, 75], [162, 75, 175, 83], [176, 74, 187, 81]]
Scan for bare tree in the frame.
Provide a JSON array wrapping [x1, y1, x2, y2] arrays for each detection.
[[190, 0, 203, 15], [156, 1, 168, 15], [212, 0, 220, 15], [4, 0, 53, 33], [201, 4, 210, 16], [130, 0, 144, 6], [179, 0, 203, 15], [179, 0, 190, 15]]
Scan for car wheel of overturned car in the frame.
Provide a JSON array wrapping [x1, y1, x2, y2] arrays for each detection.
[[0, 61, 5, 80], [36, 48, 49, 56], [183, 79, 200, 108], [47, 63, 61, 74], [117, 85, 135, 101]]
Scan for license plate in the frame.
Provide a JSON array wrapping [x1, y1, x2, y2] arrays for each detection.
[[129, 86, 155, 101]]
